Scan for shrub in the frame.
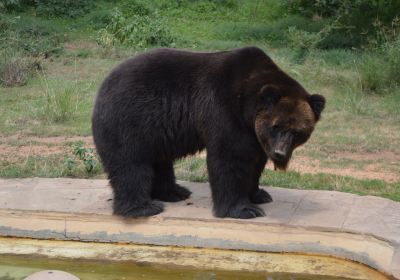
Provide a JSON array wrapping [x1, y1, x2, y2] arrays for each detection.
[[35, 0, 95, 18], [359, 38, 400, 93], [0, 51, 36, 87], [63, 142, 102, 177], [40, 78, 81, 123], [0, 0, 35, 11], [86, 10, 113, 30], [358, 18, 400, 93], [0, 15, 64, 58], [97, 8, 175, 49], [281, 0, 400, 49], [119, 0, 152, 16], [216, 16, 324, 44]]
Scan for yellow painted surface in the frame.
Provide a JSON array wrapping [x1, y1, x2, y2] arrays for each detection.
[[0, 237, 390, 280]]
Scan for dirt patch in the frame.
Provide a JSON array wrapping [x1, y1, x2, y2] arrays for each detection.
[[274, 155, 400, 182], [1, 135, 398, 182], [0, 136, 94, 163], [201, 150, 399, 182], [1, 135, 93, 145], [334, 151, 400, 164], [0, 144, 65, 164], [64, 40, 99, 51]]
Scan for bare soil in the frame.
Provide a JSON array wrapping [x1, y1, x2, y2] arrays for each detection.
[[1, 135, 398, 182], [271, 154, 400, 182]]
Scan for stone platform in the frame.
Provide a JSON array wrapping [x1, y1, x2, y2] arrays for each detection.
[[0, 178, 399, 279]]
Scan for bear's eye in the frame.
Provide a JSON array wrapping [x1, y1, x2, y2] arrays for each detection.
[[270, 125, 282, 137], [293, 130, 308, 142]]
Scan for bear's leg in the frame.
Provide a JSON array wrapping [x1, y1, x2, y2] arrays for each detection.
[[249, 154, 273, 204], [109, 163, 164, 217], [207, 152, 265, 219], [151, 162, 191, 202]]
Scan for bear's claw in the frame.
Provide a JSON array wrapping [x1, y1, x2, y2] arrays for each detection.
[[153, 184, 192, 202], [226, 203, 265, 219], [114, 201, 164, 217], [250, 188, 273, 204]]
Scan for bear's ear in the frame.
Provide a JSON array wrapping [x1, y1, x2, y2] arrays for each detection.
[[309, 94, 326, 121], [259, 85, 282, 106]]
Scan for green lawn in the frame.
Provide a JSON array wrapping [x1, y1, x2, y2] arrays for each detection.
[[0, 0, 399, 201]]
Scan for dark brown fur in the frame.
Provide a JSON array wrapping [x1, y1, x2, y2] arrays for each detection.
[[92, 47, 325, 219]]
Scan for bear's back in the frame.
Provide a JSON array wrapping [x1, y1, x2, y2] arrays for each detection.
[[92, 47, 273, 163]]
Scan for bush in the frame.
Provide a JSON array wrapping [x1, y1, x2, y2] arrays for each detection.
[[0, 51, 36, 87], [359, 38, 400, 93], [35, 0, 95, 18], [0, 0, 35, 12], [97, 8, 175, 49], [40, 78, 81, 123], [119, 0, 152, 16], [0, 15, 65, 58], [216, 16, 324, 43], [65, 142, 100, 175], [85, 10, 113, 29], [281, 0, 400, 49], [358, 18, 400, 93]]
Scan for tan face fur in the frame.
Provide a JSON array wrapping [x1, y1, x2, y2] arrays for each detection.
[[255, 97, 317, 170]]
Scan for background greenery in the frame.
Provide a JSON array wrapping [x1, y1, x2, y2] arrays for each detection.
[[0, 0, 399, 200]]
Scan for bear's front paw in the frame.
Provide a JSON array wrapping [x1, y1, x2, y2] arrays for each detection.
[[114, 201, 164, 217], [250, 188, 273, 204], [153, 184, 192, 202], [226, 203, 265, 219]]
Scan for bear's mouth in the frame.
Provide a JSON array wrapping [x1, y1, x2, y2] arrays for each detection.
[[272, 158, 290, 171], [259, 146, 291, 171]]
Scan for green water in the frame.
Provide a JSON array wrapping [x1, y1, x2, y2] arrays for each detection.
[[0, 255, 354, 280]]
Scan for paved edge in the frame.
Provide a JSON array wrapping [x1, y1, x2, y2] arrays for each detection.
[[0, 208, 398, 279], [0, 178, 399, 279], [0, 237, 390, 280]]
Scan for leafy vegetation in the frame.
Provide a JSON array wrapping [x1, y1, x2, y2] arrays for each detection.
[[35, 0, 95, 18], [174, 156, 400, 202], [0, 0, 399, 200], [97, 8, 175, 49], [65, 141, 101, 175]]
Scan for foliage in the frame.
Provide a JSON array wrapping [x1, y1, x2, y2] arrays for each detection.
[[358, 18, 400, 93], [97, 8, 175, 49], [1, 0, 95, 17], [286, 16, 341, 62], [216, 16, 324, 43], [0, 15, 64, 57], [281, 0, 400, 48], [0, 0, 34, 12], [85, 9, 113, 30], [119, 0, 152, 16], [173, 156, 400, 202], [40, 77, 82, 123], [35, 0, 95, 18], [0, 51, 37, 87], [66, 141, 99, 174], [358, 40, 400, 93]]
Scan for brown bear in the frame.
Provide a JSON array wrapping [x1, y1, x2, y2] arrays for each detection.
[[92, 47, 325, 219]]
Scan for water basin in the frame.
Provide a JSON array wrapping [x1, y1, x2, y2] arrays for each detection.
[[0, 255, 365, 280], [0, 238, 390, 280]]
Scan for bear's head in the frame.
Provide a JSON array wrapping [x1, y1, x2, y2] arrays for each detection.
[[254, 84, 325, 170]]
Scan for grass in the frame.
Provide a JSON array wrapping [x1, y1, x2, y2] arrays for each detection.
[[0, 0, 399, 202], [1, 151, 398, 202], [0, 142, 103, 179], [174, 156, 400, 202]]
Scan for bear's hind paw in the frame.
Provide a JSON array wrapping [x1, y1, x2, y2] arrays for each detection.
[[226, 203, 265, 219], [114, 201, 164, 217], [153, 184, 192, 202], [250, 188, 273, 204]]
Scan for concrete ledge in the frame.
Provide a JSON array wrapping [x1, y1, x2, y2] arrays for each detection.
[[0, 178, 399, 279], [0, 237, 390, 280]]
